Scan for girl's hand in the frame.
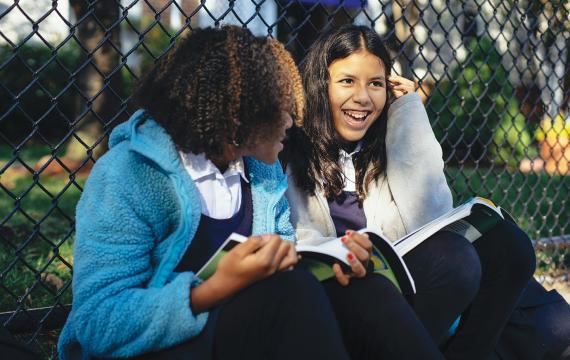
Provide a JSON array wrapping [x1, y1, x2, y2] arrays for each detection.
[[332, 230, 372, 286], [278, 241, 299, 271], [190, 234, 296, 312], [388, 75, 417, 100]]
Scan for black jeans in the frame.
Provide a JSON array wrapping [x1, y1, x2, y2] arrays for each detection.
[[404, 220, 536, 360], [125, 270, 350, 360], [322, 273, 444, 360], [494, 277, 570, 360]]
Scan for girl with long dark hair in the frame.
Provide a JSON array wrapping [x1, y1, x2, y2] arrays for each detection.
[[283, 25, 537, 360]]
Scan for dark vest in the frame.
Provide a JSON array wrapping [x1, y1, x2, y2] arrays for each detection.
[[176, 178, 253, 273], [327, 191, 367, 237]]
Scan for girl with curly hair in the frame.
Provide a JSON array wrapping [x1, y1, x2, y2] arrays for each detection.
[[57, 26, 349, 360], [283, 25, 537, 360]]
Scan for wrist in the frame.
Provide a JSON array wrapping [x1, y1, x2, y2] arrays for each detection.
[[207, 272, 237, 300], [190, 274, 235, 313]]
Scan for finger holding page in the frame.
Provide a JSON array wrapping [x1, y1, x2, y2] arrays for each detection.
[[270, 238, 292, 271], [342, 230, 371, 263], [333, 263, 351, 286], [254, 234, 283, 272], [332, 251, 366, 286], [233, 235, 266, 257], [192, 235, 275, 312], [347, 251, 366, 278], [278, 243, 298, 271]]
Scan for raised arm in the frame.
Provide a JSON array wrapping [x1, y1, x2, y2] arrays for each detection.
[[385, 92, 453, 233]]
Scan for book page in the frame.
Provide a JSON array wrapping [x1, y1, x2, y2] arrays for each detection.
[[296, 238, 350, 266], [195, 233, 247, 280], [442, 219, 482, 242], [393, 197, 502, 256]]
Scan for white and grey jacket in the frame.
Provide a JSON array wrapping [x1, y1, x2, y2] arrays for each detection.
[[286, 93, 454, 245]]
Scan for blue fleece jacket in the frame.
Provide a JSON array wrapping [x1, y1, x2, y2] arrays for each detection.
[[58, 110, 294, 359]]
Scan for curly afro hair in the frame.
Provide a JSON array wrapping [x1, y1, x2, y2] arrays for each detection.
[[132, 25, 304, 157]]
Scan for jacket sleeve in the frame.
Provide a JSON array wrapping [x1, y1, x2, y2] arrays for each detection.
[[385, 93, 454, 233], [64, 154, 208, 358]]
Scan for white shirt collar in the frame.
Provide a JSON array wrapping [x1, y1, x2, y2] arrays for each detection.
[[338, 142, 361, 192], [339, 142, 362, 160], [179, 152, 249, 183]]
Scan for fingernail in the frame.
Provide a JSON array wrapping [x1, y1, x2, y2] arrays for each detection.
[[347, 253, 355, 261], [341, 236, 348, 243], [345, 230, 353, 236]]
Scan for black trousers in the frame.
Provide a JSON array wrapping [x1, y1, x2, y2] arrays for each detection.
[[126, 270, 350, 360], [404, 219, 536, 360], [322, 273, 444, 360], [0, 327, 41, 360], [493, 277, 570, 360]]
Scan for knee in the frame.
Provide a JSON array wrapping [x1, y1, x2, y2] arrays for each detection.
[[490, 220, 536, 281], [271, 268, 321, 290], [261, 269, 325, 304], [348, 275, 411, 323], [432, 233, 482, 303]]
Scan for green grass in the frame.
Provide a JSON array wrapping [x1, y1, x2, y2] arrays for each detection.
[[0, 143, 56, 167], [446, 167, 569, 240], [1, 151, 84, 312], [447, 167, 570, 276]]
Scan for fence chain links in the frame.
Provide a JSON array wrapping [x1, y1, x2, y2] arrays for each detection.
[[0, 0, 568, 357]]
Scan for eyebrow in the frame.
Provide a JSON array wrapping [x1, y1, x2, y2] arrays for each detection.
[[336, 73, 386, 81]]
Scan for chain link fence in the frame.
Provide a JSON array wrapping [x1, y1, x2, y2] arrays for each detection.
[[0, 0, 568, 357]]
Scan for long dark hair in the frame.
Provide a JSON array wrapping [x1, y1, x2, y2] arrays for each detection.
[[283, 25, 392, 201]]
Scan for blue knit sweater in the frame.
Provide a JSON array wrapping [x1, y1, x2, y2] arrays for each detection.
[[58, 110, 294, 359]]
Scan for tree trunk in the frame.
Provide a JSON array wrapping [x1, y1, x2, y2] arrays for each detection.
[[392, 0, 418, 79], [68, 0, 123, 161]]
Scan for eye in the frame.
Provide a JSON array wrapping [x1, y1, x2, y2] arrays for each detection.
[[370, 80, 385, 87], [339, 78, 354, 84]]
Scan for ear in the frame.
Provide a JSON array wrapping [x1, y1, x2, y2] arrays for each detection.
[[387, 84, 395, 104], [222, 141, 243, 161]]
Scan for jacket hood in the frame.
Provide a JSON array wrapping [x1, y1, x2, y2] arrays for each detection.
[[109, 109, 181, 174]]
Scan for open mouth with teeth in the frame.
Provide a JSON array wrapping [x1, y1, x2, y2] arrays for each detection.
[[342, 110, 371, 129]]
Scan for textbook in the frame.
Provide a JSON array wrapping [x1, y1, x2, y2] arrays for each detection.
[[391, 197, 510, 256], [195, 231, 416, 295], [353, 197, 510, 295], [195, 233, 358, 282], [358, 229, 416, 295], [195, 197, 507, 297]]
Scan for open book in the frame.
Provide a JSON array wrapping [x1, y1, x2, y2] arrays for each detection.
[[195, 231, 416, 295], [195, 197, 507, 297], [392, 197, 510, 256], [359, 229, 416, 295], [195, 233, 358, 282]]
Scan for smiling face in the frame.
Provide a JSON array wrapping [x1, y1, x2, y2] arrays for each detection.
[[327, 49, 387, 144]]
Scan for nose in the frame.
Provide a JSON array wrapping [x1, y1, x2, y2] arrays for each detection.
[[352, 84, 372, 105]]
